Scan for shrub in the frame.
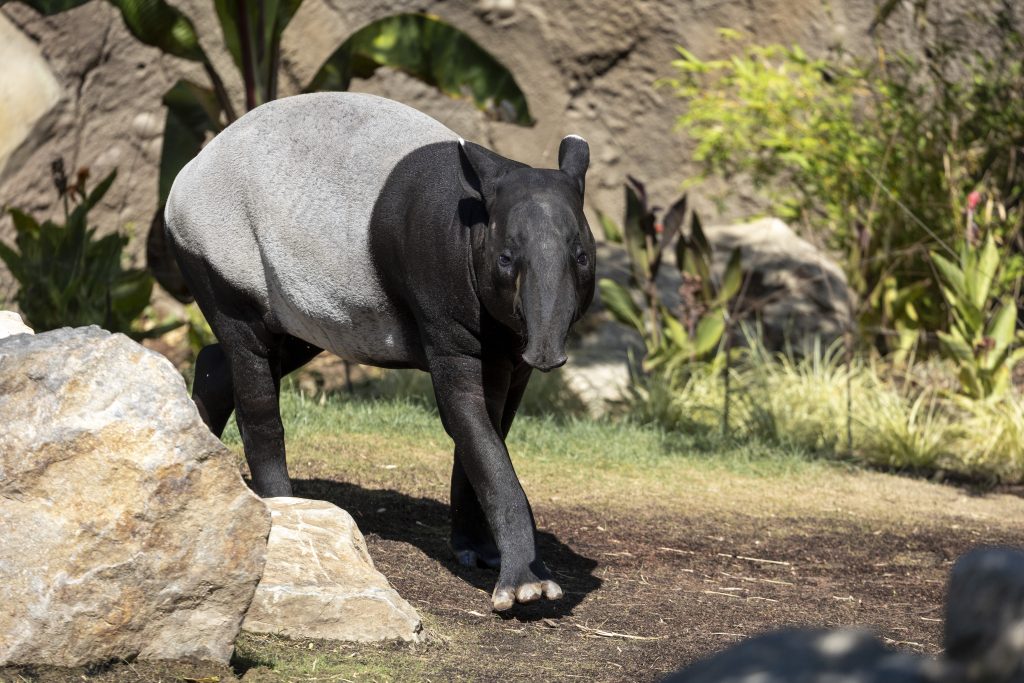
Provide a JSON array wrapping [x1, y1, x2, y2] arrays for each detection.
[[597, 177, 745, 379], [0, 161, 154, 335], [665, 16, 1024, 356]]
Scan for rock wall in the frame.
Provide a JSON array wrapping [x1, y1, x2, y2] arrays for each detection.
[[0, 0, 984, 305]]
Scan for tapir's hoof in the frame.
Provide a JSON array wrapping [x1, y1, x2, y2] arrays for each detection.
[[491, 579, 562, 611]]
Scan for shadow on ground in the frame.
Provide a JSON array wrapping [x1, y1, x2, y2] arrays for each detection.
[[292, 478, 601, 622]]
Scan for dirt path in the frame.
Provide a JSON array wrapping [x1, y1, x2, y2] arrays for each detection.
[[5, 418, 1024, 682], [232, 476, 1018, 682]]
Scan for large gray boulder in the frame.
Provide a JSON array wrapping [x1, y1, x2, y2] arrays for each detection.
[[0, 326, 271, 667], [944, 547, 1024, 682], [705, 217, 854, 352], [242, 497, 423, 643]]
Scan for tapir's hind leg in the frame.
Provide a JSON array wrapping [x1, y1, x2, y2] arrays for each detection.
[[192, 326, 321, 497], [193, 336, 322, 438]]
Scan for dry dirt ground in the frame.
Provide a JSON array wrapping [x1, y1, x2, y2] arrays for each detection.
[[4, 404, 1024, 682]]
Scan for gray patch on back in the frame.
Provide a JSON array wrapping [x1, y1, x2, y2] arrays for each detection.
[[165, 92, 460, 362]]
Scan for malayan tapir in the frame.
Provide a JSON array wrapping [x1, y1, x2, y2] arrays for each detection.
[[164, 92, 596, 611]]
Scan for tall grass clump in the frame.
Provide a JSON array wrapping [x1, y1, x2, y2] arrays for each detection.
[[627, 334, 1024, 483]]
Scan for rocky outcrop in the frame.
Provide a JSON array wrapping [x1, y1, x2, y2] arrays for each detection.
[[0, 310, 32, 338], [705, 218, 854, 352], [0, 326, 271, 667], [242, 497, 423, 643], [0, 14, 61, 181]]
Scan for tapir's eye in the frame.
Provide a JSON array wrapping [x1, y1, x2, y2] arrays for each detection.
[[576, 251, 589, 267], [498, 253, 513, 268]]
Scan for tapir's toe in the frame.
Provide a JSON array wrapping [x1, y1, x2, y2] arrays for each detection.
[[491, 573, 563, 611], [541, 580, 563, 600], [492, 587, 517, 611]]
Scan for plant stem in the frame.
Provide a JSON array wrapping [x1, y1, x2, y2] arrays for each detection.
[[235, 0, 259, 110], [203, 61, 238, 123]]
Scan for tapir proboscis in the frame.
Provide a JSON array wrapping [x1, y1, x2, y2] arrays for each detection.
[[165, 92, 596, 611]]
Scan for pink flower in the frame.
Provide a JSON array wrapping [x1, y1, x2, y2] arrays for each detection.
[[967, 191, 981, 211]]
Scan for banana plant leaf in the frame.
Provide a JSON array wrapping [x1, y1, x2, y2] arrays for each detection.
[[622, 179, 654, 283], [213, 0, 303, 106], [107, 0, 206, 61], [1, 0, 90, 12], [307, 13, 533, 126], [598, 278, 644, 334]]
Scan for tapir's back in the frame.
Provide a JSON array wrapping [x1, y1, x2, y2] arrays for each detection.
[[166, 92, 460, 362]]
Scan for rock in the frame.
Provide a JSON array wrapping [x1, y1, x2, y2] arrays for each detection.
[[0, 326, 271, 667], [242, 497, 423, 643], [0, 14, 61, 181], [704, 218, 854, 352], [661, 628, 943, 683], [944, 547, 1024, 682], [0, 310, 32, 338]]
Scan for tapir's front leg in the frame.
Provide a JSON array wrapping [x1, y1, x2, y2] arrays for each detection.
[[430, 353, 562, 611]]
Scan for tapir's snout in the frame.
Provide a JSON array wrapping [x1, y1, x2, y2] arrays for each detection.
[[518, 252, 575, 373], [523, 350, 568, 372]]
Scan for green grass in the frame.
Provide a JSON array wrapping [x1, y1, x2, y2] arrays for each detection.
[[224, 386, 826, 483]]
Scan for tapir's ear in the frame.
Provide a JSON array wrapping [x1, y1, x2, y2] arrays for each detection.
[[458, 139, 510, 206], [558, 135, 589, 195]]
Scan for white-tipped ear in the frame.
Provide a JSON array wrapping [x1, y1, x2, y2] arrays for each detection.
[[558, 135, 589, 195]]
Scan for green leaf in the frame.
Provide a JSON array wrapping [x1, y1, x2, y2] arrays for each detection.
[[693, 310, 726, 356], [8, 208, 41, 237], [937, 330, 974, 363], [83, 169, 117, 212], [3, 0, 91, 13], [596, 209, 623, 244], [623, 182, 651, 283], [307, 13, 533, 125], [109, 269, 154, 326], [986, 299, 1017, 353], [0, 240, 23, 282], [970, 234, 999, 311], [662, 312, 690, 350], [931, 251, 967, 301], [107, 0, 207, 62], [716, 247, 744, 305], [598, 278, 644, 333], [660, 194, 688, 253], [158, 80, 223, 204]]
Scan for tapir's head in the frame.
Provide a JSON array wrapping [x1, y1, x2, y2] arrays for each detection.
[[461, 136, 595, 372]]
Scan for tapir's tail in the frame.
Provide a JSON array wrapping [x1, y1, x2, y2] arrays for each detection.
[[147, 204, 194, 303]]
